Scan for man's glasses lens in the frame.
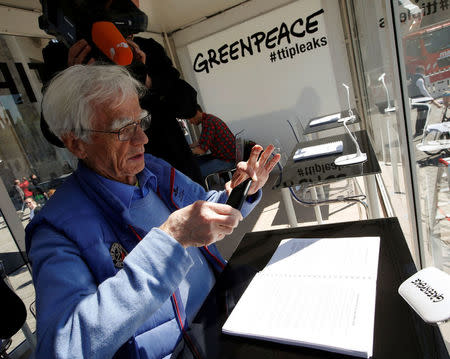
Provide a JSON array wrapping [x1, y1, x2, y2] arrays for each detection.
[[118, 112, 151, 141]]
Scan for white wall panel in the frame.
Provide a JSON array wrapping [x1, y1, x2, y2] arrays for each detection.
[[175, 0, 353, 155], [136, 31, 165, 47]]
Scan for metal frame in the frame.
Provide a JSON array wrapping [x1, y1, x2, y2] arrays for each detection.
[[386, 0, 425, 268]]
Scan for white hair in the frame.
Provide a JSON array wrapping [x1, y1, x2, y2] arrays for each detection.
[[42, 64, 146, 142]]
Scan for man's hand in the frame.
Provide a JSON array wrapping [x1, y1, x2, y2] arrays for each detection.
[[225, 144, 280, 196], [159, 201, 242, 248], [67, 39, 95, 66], [190, 144, 206, 155]]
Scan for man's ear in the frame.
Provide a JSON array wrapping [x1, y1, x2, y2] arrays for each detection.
[[61, 133, 88, 159]]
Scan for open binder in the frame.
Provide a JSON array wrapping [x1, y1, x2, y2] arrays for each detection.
[[222, 237, 380, 358]]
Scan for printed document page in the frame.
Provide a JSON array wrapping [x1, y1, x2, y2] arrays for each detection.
[[222, 237, 380, 358], [263, 237, 380, 278]]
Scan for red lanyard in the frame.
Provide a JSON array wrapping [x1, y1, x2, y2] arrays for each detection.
[[129, 224, 203, 359]]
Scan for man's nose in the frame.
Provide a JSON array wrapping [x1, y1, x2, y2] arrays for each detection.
[[131, 125, 148, 145]]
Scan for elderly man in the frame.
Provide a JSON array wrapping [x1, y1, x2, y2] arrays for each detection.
[[25, 64, 280, 359]]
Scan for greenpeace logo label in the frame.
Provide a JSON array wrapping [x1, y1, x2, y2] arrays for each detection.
[[193, 8, 326, 74], [411, 278, 445, 302]]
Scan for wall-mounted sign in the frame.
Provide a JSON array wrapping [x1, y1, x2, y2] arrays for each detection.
[[192, 8, 326, 75], [186, 0, 349, 150]]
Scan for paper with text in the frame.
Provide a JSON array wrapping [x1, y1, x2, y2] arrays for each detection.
[[222, 237, 380, 358]]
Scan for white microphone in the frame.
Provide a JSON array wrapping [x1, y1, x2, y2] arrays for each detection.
[[334, 83, 367, 166], [342, 83, 355, 121], [378, 73, 396, 113]]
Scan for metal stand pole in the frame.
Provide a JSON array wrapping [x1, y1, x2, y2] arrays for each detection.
[[281, 188, 299, 227]]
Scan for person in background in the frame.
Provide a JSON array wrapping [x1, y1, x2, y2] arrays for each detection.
[[188, 105, 237, 178], [29, 174, 47, 203], [409, 65, 442, 137], [30, 173, 40, 186], [40, 0, 205, 187], [26, 64, 280, 358], [25, 198, 41, 220], [19, 177, 33, 199], [13, 179, 25, 208]]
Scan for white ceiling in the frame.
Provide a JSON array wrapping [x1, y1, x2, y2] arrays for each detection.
[[0, 0, 248, 34], [142, 0, 247, 33], [0, 0, 41, 11]]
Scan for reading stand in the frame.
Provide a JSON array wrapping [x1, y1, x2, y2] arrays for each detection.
[[275, 130, 379, 189], [303, 109, 360, 136], [273, 130, 381, 226], [182, 218, 448, 359]]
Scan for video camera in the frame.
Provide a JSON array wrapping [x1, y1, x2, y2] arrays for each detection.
[[38, 0, 148, 65]]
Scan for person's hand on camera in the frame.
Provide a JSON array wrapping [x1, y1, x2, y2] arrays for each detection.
[[127, 39, 152, 88], [67, 39, 95, 66], [225, 144, 280, 196], [127, 39, 146, 64], [159, 201, 242, 247]]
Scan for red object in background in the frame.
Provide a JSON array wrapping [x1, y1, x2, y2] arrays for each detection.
[[19, 179, 33, 198], [403, 21, 450, 84], [438, 157, 449, 166]]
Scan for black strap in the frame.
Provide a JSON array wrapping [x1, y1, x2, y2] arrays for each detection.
[[40, 112, 65, 148]]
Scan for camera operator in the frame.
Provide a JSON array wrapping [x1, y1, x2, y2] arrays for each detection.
[[40, 0, 205, 187]]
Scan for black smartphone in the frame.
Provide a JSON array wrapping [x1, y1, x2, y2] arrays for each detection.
[[226, 178, 253, 211]]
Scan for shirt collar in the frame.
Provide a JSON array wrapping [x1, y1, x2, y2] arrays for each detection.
[[96, 166, 158, 208]]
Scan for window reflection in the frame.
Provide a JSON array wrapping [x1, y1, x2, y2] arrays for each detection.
[[0, 34, 73, 355], [0, 35, 75, 193], [0, 33, 73, 228], [397, 3, 449, 272], [351, 0, 449, 272]]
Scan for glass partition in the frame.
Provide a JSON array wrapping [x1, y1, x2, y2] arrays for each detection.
[[347, 0, 449, 271], [347, 0, 449, 348], [0, 33, 74, 355], [393, 0, 448, 269], [345, 0, 420, 262]]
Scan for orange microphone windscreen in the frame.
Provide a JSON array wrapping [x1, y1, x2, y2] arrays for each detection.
[[91, 21, 133, 66]]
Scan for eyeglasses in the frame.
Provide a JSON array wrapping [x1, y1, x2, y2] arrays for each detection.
[[83, 111, 151, 141]]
